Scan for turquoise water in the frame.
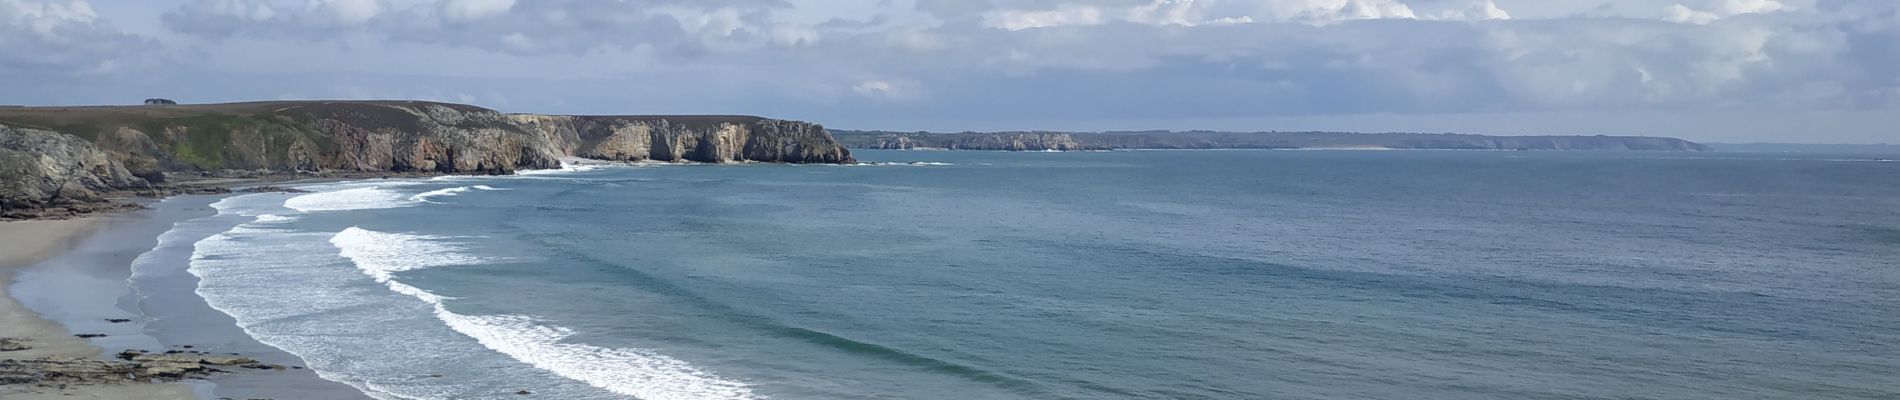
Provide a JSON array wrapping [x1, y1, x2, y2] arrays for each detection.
[[188, 150, 1900, 399]]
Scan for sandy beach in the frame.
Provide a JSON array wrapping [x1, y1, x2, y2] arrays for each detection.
[[3, 196, 371, 400], [0, 218, 198, 399]]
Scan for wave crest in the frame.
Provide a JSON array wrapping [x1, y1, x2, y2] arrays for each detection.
[[330, 227, 759, 400]]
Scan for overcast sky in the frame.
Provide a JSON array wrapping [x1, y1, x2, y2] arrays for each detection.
[[2, 0, 1896, 143]]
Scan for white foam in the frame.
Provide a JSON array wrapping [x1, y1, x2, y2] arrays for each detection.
[[410, 185, 512, 203], [285, 187, 418, 213], [516, 162, 602, 176], [850, 161, 956, 167], [409, 187, 473, 204], [331, 227, 759, 400], [253, 214, 298, 224]]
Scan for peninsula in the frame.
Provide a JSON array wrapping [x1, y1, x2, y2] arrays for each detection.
[[0, 101, 856, 217]]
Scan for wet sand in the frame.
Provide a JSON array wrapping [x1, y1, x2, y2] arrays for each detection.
[[3, 198, 370, 399], [0, 218, 197, 399]]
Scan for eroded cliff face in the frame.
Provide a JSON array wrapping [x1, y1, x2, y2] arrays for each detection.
[[283, 102, 565, 174], [0, 124, 146, 210], [0, 101, 855, 214], [512, 115, 855, 164]]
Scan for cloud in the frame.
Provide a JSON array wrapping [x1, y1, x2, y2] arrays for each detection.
[[4, 0, 1897, 140], [1665, 0, 1785, 24], [0, 0, 155, 76], [160, 0, 807, 55]]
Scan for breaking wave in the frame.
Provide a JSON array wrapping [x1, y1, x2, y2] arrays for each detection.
[[284, 186, 418, 213], [331, 227, 760, 400]]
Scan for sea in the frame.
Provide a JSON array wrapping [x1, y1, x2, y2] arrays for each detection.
[[177, 149, 1900, 399]]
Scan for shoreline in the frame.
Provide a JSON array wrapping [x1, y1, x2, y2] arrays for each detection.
[[2, 195, 370, 399], [0, 218, 196, 399]]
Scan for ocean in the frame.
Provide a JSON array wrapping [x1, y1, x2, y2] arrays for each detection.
[[179, 150, 1900, 399]]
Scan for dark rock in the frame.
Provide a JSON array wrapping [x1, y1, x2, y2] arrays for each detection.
[[0, 338, 29, 351], [1, 102, 857, 218], [238, 186, 311, 194], [0, 124, 148, 213]]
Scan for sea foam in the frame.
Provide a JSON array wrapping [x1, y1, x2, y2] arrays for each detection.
[[410, 185, 510, 204], [331, 227, 760, 400], [285, 186, 418, 213]]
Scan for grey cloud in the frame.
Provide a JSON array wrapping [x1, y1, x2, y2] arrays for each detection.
[[0, 0, 157, 77], [162, 0, 798, 54], [4, 0, 1898, 141]]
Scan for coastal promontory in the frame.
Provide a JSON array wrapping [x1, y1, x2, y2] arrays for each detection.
[[0, 101, 855, 216]]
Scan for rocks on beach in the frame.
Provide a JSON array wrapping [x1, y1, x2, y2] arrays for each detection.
[[0, 342, 293, 391]]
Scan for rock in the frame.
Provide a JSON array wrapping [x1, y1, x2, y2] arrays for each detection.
[[1, 102, 857, 216], [510, 115, 855, 164], [0, 124, 148, 213], [0, 338, 30, 351], [238, 186, 311, 194]]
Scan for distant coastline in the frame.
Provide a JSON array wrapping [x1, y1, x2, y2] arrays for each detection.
[[1707, 143, 1900, 154], [833, 130, 1712, 152]]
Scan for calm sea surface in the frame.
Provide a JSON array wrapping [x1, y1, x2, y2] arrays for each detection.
[[183, 150, 1900, 399]]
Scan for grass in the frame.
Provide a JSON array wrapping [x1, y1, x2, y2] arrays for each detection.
[[0, 106, 329, 170]]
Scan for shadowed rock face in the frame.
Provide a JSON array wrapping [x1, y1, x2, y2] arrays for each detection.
[[0, 101, 855, 213], [0, 125, 146, 210]]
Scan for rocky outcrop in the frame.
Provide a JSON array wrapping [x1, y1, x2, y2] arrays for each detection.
[[280, 102, 565, 174], [0, 101, 856, 215], [0, 124, 147, 211], [0, 347, 292, 389], [835, 130, 1713, 152], [512, 115, 854, 164]]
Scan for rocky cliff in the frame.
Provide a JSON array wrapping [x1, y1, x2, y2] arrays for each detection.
[[512, 115, 854, 164], [0, 101, 854, 214], [0, 124, 147, 211], [835, 130, 1712, 152]]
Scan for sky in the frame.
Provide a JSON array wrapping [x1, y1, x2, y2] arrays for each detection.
[[1, 0, 1896, 143]]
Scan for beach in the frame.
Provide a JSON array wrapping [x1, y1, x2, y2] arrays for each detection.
[[0, 218, 196, 399], [1, 197, 369, 400]]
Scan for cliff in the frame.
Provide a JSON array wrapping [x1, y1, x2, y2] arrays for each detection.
[[0, 101, 854, 215], [834, 130, 1712, 152], [511, 115, 853, 164], [0, 124, 147, 211]]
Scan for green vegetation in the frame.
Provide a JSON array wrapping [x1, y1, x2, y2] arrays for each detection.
[[134, 114, 325, 169]]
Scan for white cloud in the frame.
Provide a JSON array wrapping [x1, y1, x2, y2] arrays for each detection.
[[439, 0, 512, 22], [0, 0, 154, 76], [1666, 0, 1786, 24], [4, 0, 1899, 141], [851, 79, 924, 102]]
